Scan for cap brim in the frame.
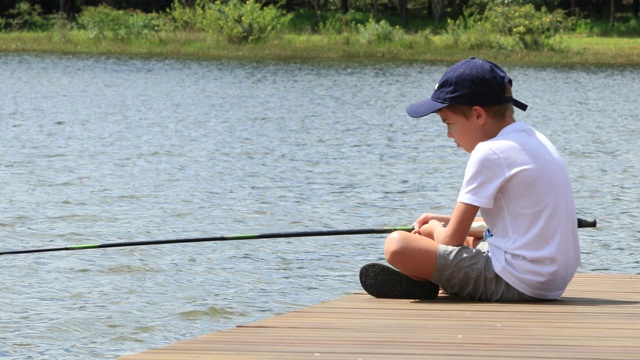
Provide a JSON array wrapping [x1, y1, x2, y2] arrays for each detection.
[[406, 98, 448, 118]]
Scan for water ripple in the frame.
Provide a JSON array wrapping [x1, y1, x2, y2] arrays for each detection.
[[0, 54, 638, 359]]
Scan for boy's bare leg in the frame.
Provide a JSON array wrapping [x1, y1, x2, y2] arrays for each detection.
[[384, 231, 439, 281], [465, 236, 483, 249]]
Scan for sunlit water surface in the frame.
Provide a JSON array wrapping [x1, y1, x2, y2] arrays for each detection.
[[0, 54, 638, 358]]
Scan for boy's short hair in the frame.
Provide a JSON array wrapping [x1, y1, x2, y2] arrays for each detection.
[[406, 57, 527, 119]]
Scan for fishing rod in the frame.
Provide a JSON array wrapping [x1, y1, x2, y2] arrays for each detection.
[[0, 218, 596, 256]]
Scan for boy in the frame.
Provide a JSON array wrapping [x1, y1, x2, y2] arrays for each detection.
[[360, 57, 580, 301]]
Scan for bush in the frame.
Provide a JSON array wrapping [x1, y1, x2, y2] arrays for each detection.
[[483, 3, 571, 50], [574, 16, 640, 37], [444, 15, 521, 50], [317, 12, 354, 35], [165, 0, 291, 43], [356, 18, 405, 44], [5, 1, 51, 31], [443, 1, 573, 51], [75, 5, 164, 40]]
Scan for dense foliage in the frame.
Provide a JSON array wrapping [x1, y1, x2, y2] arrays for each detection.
[[75, 5, 164, 39], [0, 0, 638, 48], [443, 2, 574, 50], [165, 0, 291, 43], [0, 0, 637, 21]]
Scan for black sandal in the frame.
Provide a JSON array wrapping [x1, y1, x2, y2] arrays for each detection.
[[359, 263, 439, 300]]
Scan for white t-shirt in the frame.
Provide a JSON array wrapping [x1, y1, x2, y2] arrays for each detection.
[[458, 121, 580, 299]]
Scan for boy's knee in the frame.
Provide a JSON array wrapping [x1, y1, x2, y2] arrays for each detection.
[[384, 231, 406, 264]]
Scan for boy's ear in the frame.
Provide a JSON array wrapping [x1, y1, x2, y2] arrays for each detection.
[[470, 106, 486, 125]]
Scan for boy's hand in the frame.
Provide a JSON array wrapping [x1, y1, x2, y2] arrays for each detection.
[[411, 213, 449, 234], [414, 219, 445, 240]]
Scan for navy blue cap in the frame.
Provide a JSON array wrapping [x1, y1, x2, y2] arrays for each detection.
[[406, 57, 528, 118]]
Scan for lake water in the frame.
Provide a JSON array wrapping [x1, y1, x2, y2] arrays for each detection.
[[0, 54, 638, 359]]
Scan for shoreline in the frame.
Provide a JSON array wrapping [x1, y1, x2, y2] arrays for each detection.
[[1, 32, 639, 67]]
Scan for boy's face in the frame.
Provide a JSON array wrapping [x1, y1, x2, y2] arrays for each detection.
[[438, 107, 482, 153]]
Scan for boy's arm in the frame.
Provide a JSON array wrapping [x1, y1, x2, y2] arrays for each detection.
[[421, 202, 480, 246]]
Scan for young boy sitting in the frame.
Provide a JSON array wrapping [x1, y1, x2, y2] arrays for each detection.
[[360, 57, 580, 301]]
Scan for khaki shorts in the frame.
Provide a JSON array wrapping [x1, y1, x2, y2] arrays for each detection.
[[431, 242, 542, 302]]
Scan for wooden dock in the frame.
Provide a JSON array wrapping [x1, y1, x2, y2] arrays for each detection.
[[120, 273, 640, 359]]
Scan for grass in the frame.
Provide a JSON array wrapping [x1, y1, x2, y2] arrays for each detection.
[[1, 30, 639, 66]]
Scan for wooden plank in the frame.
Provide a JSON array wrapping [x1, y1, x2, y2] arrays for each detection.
[[119, 274, 640, 359]]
